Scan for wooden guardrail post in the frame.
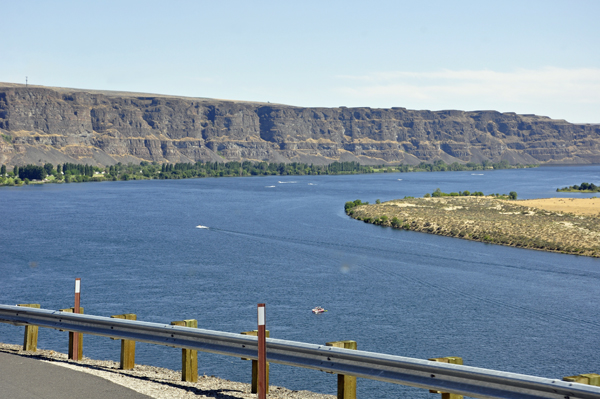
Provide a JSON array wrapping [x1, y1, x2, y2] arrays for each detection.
[[111, 314, 137, 369], [73, 278, 81, 361], [17, 304, 40, 351], [171, 319, 198, 382], [60, 307, 84, 360], [429, 357, 464, 399], [563, 373, 600, 386], [241, 330, 270, 393], [325, 340, 357, 399]]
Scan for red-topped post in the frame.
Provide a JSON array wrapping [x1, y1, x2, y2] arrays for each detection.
[[72, 278, 81, 361], [257, 303, 266, 399]]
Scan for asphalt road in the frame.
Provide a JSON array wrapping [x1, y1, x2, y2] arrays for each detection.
[[0, 351, 152, 399]]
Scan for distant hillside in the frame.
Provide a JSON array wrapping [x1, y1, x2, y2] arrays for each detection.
[[1, 82, 599, 167]]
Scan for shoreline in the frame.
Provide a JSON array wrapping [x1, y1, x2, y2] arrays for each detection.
[[347, 197, 600, 257], [0, 343, 334, 399]]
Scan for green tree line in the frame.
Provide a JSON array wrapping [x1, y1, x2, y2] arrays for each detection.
[[0, 159, 535, 187], [425, 188, 517, 199], [557, 182, 599, 193]]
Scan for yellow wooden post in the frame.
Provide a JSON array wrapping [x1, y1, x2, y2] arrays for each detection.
[[171, 319, 198, 382], [241, 330, 270, 394], [325, 340, 357, 399], [60, 307, 84, 360], [17, 304, 40, 352], [111, 314, 137, 370], [563, 373, 600, 386], [428, 357, 464, 399]]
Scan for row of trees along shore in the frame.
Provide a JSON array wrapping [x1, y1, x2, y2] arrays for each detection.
[[344, 188, 518, 215], [0, 159, 535, 186], [557, 182, 600, 193], [424, 188, 518, 199]]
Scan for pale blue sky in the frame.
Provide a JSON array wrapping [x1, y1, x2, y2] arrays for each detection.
[[3, 0, 599, 123]]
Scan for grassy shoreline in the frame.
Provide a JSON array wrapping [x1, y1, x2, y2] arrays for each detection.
[[346, 197, 600, 257]]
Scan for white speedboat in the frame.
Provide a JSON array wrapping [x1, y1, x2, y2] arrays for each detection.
[[312, 306, 326, 314]]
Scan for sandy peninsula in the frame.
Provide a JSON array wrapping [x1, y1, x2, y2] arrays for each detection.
[[347, 197, 600, 257]]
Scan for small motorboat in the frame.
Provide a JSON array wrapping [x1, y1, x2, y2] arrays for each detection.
[[196, 225, 209, 229], [312, 306, 326, 314]]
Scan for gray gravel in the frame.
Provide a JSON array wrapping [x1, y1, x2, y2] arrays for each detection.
[[0, 343, 335, 399]]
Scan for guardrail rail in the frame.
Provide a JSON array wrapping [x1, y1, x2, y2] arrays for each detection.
[[1, 304, 599, 399]]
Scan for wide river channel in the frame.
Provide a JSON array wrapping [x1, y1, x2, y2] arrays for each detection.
[[1, 165, 599, 397]]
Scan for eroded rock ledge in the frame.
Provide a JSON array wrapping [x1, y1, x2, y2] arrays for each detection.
[[1, 82, 599, 167]]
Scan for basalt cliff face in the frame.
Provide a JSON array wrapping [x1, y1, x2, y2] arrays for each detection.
[[1, 83, 599, 167]]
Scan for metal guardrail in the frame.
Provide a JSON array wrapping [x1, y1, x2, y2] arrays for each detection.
[[1, 304, 599, 399]]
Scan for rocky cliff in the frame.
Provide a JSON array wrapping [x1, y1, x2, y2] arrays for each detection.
[[1, 82, 599, 167]]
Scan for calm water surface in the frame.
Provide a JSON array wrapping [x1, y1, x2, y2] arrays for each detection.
[[1, 166, 599, 397]]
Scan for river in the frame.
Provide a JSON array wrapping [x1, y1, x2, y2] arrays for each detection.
[[1, 165, 599, 397]]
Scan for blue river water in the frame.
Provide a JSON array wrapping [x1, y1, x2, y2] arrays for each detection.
[[1, 165, 599, 397]]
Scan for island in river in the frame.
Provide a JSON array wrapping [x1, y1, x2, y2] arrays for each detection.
[[346, 197, 600, 257]]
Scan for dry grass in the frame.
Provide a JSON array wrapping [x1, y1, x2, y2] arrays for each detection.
[[348, 197, 600, 257], [506, 197, 600, 216]]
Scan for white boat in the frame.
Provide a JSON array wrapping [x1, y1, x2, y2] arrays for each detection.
[[196, 225, 209, 229], [312, 306, 326, 314]]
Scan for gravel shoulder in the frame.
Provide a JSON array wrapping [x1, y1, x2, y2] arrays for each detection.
[[0, 343, 334, 399]]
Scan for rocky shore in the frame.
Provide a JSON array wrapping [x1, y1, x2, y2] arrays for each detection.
[[347, 197, 600, 257], [0, 343, 334, 399]]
